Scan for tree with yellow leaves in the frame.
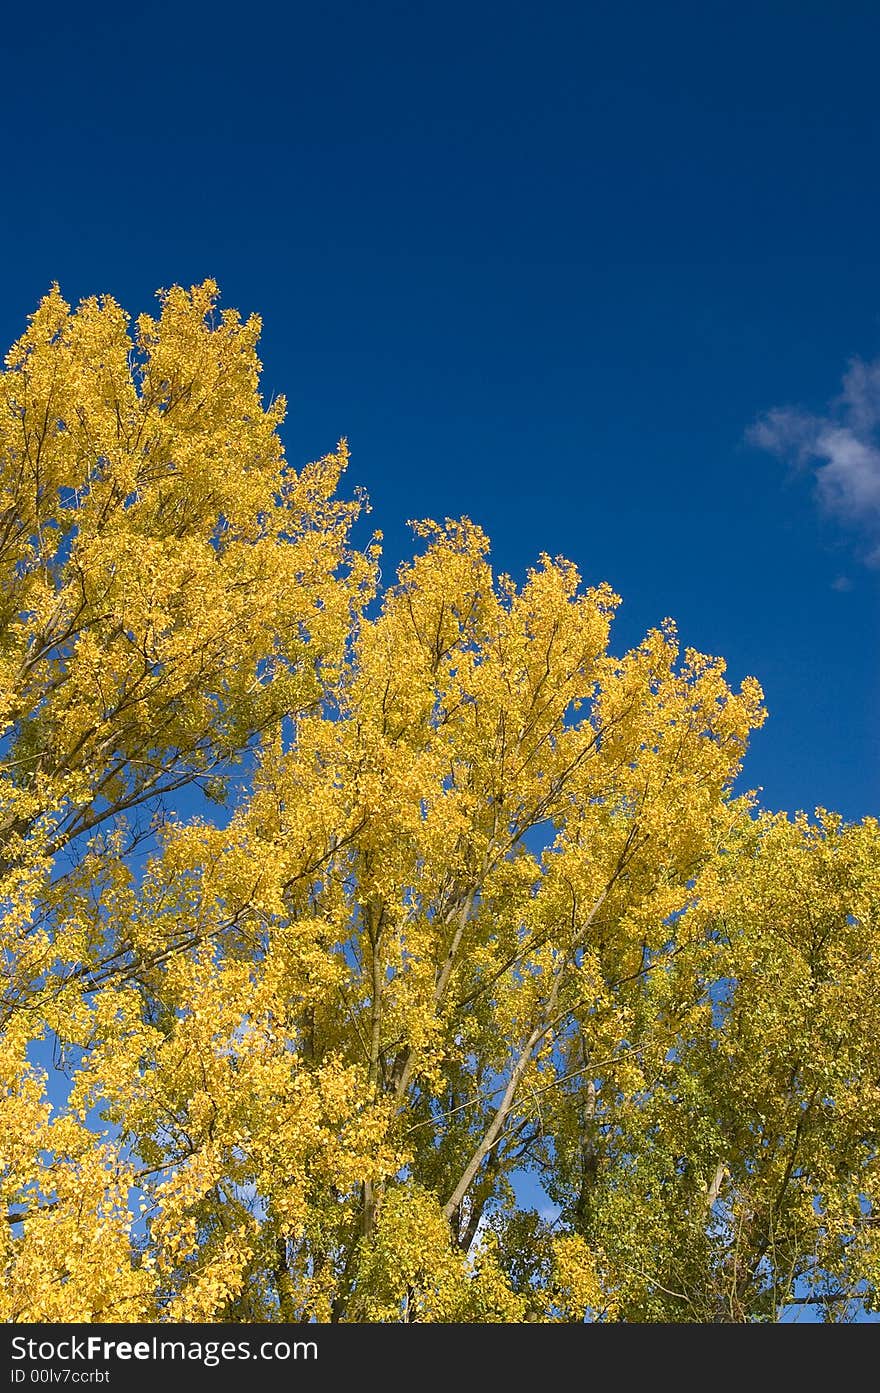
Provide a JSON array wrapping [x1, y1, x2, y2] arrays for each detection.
[[1, 283, 878, 1322]]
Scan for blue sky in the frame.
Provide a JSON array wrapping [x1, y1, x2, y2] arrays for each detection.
[[2, 0, 878, 822]]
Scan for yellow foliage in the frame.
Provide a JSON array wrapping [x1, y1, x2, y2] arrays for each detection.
[[1, 283, 876, 1323]]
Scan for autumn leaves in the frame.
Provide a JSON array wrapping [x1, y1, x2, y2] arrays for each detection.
[[0, 284, 876, 1321]]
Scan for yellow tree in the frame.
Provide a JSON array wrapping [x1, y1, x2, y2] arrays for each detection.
[[1, 283, 878, 1322], [0, 281, 376, 1317]]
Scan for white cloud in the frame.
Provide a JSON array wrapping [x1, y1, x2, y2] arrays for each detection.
[[748, 354, 880, 564], [814, 427, 880, 519]]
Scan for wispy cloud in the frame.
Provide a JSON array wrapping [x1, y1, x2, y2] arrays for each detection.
[[748, 355, 880, 565]]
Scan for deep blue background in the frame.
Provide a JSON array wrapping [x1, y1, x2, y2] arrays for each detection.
[[1, 0, 877, 819]]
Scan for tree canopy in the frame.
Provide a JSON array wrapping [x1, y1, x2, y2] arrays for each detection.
[[1, 282, 878, 1323]]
